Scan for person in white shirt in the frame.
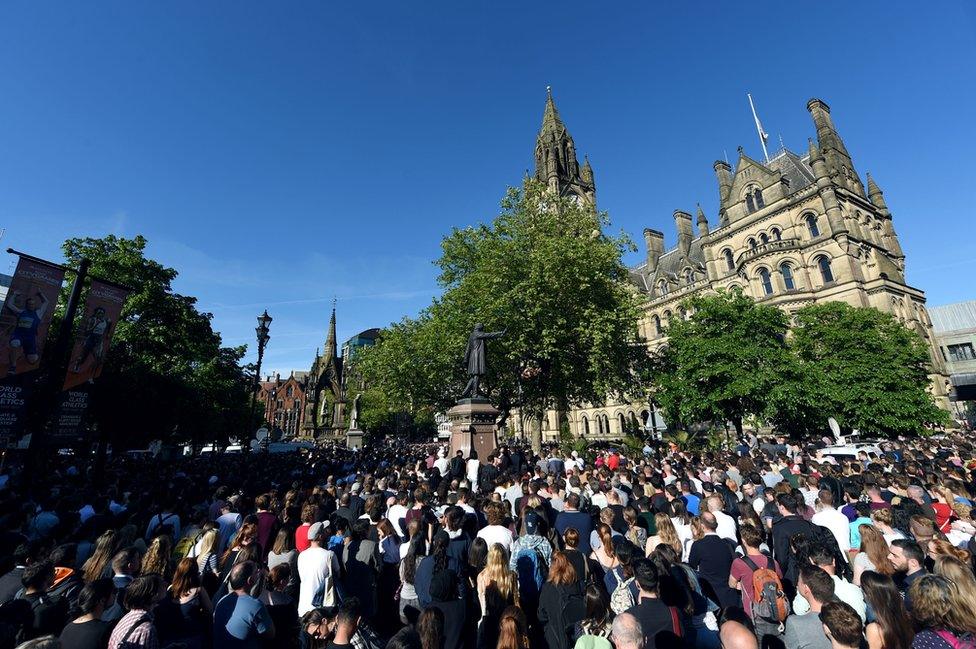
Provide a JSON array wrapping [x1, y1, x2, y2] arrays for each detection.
[[791, 545, 865, 621], [387, 491, 410, 540], [811, 490, 851, 556], [297, 521, 341, 615], [466, 450, 481, 492], [706, 495, 737, 543], [433, 449, 449, 476], [476, 502, 514, 551]]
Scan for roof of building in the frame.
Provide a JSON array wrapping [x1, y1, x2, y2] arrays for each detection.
[[930, 301, 976, 334], [765, 148, 816, 192]]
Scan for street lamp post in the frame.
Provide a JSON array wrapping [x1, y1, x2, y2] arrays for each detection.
[[247, 310, 272, 451]]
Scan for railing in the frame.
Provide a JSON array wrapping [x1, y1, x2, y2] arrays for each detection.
[[736, 238, 799, 267]]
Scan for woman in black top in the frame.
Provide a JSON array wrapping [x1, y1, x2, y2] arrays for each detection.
[[537, 551, 586, 649], [562, 528, 590, 586], [59, 578, 114, 649]]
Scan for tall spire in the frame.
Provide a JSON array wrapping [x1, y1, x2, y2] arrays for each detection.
[[533, 87, 595, 205], [807, 98, 864, 196], [323, 301, 337, 362]]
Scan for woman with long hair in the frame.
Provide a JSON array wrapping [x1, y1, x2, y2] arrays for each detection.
[[477, 544, 519, 649], [400, 526, 427, 625], [574, 582, 612, 640], [267, 527, 299, 598], [927, 538, 971, 565], [909, 575, 967, 649], [81, 530, 116, 583], [561, 527, 588, 584], [854, 525, 895, 585], [860, 571, 913, 649], [934, 555, 976, 636], [669, 500, 694, 560], [59, 578, 114, 649], [607, 540, 638, 613], [646, 513, 682, 557], [496, 605, 529, 649], [300, 606, 337, 649], [221, 522, 258, 569], [538, 551, 585, 649], [736, 501, 765, 536], [141, 535, 173, 579], [166, 558, 212, 649], [590, 524, 619, 574], [623, 507, 647, 550], [870, 508, 905, 544], [417, 607, 445, 649]]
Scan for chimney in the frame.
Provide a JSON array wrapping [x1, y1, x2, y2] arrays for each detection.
[[713, 160, 733, 206], [674, 210, 693, 254], [643, 228, 665, 273]]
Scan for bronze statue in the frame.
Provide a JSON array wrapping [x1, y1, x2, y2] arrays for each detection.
[[461, 323, 505, 399]]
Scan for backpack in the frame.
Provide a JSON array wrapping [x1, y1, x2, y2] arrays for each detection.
[[742, 555, 789, 623], [610, 576, 635, 614], [174, 531, 201, 561], [512, 545, 548, 599]]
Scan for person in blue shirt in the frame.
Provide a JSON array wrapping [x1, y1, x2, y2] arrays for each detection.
[[213, 561, 275, 648], [680, 480, 701, 516]]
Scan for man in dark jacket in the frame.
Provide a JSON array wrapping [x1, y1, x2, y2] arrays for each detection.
[[554, 494, 594, 555], [771, 492, 818, 597]]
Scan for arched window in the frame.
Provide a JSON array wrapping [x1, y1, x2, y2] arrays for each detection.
[[748, 238, 757, 250], [602, 414, 610, 435], [581, 416, 589, 437], [746, 194, 756, 213], [723, 249, 735, 271], [658, 280, 669, 296], [678, 306, 687, 320], [754, 188, 765, 209], [758, 268, 773, 296], [771, 228, 781, 241], [654, 315, 663, 336], [663, 310, 672, 327], [806, 214, 820, 238], [759, 233, 769, 244], [618, 413, 626, 433], [817, 256, 834, 284], [684, 268, 693, 284], [780, 263, 795, 290]]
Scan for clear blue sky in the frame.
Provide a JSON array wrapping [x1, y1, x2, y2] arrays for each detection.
[[2, 2, 975, 375]]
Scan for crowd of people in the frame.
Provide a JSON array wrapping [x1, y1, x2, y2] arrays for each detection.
[[1, 432, 976, 649]]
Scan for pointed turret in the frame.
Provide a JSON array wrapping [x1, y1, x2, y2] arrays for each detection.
[[696, 204, 710, 237], [581, 155, 594, 185], [533, 87, 595, 205], [808, 139, 847, 236], [866, 173, 889, 214], [807, 98, 865, 196]]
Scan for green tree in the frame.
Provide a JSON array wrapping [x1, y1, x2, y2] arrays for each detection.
[[788, 302, 947, 437], [58, 235, 253, 451], [652, 288, 793, 438], [360, 179, 650, 451]]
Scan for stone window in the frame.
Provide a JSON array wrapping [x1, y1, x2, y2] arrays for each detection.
[[948, 343, 976, 362], [618, 412, 626, 433], [816, 256, 834, 284], [581, 416, 590, 436], [654, 315, 663, 336], [745, 186, 765, 213], [771, 228, 782, 241], [760, 233, 769, 244], [684, 268, 694, 284], [806, 214, 820, 238], [753, 188, 765, 209], [748, 238, 757, 250], [723, 249, 735, 272], [780, 263, 795, 290], [758, 268, 774, 296], [658, 280, 669, 296]]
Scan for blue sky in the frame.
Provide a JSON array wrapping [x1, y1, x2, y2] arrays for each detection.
[[2, 2, 975, 375]]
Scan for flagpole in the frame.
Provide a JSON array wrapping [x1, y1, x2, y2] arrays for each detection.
[[747, 93, 770, 163]]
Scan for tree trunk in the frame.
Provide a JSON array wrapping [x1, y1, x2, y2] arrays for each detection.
[[732, 415, 744, 440], [532, 412, 543, 455]]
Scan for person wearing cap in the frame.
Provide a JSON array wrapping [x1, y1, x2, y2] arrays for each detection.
[[508, 510, 553, 571], [297, 521, 340, 615]]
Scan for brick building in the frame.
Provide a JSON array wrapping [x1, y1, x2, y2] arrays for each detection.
[[258, 371, 309, 438]]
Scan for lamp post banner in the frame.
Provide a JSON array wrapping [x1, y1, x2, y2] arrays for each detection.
[[54, 280, 130, 439], [0, 256, 67, 444], [63, 280, 129, 390]]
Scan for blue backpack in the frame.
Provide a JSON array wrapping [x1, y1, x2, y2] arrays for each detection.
[[513, 546, 548, 600]]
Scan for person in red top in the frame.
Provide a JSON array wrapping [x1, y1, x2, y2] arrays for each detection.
[[295, 502, 316, 553], [607, 452, 620, 471], [729, 524, 784, 645]]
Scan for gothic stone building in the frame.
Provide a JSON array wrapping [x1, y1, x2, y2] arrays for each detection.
[[518, 92, 948, 442]]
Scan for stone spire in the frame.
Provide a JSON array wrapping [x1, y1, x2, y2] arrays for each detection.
[[866, 173, 889, 214], [696, 203, 710, 236], [807, 98, 865, 197], [323, 303, 338, 363], [581, 155, 594, 185], [533, 87, 595, 205]]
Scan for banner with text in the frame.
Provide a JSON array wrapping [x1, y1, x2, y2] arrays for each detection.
[[0, 256, 67, 444], [55, 280, 129, 439]]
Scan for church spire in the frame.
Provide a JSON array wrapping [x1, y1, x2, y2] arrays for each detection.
[[323, 301, 338, 363], [533, 87, 595, 205]]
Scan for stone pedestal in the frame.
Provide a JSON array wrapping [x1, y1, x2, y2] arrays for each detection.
[[448, 398, 498, 463], [346, 429, 364, 451]]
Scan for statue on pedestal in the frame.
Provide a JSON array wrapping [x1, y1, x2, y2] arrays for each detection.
[[349, 393, 362, 431], [461, 324, 505, 399]]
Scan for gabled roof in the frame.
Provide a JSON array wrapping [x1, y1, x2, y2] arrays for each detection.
[[765, 148, 816, 192]]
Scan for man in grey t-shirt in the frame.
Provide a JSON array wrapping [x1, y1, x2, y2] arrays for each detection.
[[785, 565, 835, 649]]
